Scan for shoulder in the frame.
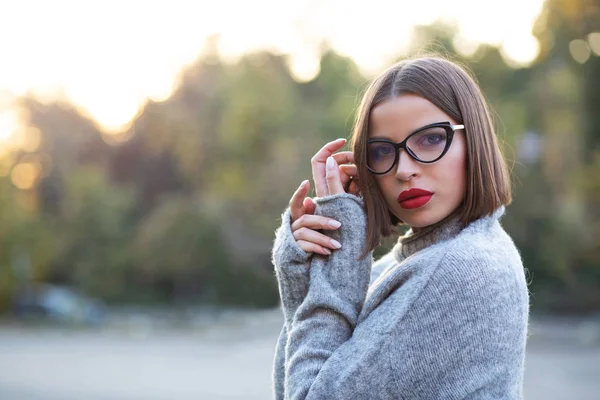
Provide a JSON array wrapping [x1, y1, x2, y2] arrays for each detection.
[[390, 223, 530, 347], [424, 221, 529, 321], [442, 218, 525, 286], [385, 228, 530, 397]]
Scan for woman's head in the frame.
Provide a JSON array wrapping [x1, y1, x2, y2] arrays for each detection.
[[351, 56, 511, 253]]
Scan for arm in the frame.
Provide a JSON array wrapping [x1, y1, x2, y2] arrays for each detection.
[[272, 199, 341, 400], [272, 207, 312, 329], [272, 175, 346, 329], [271, 208, 311, 400], [272, 323, 288, 400], [284, 192, 373, 399], [274, 143, 361, 400]]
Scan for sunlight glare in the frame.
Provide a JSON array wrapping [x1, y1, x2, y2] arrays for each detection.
[[0, 110, 18, 144], [453, 35, 480, 58], [288, 48, 321, 82], [0, 0, 547, 133], [501, 32, 541, 67]]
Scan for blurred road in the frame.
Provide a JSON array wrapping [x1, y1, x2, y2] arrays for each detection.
[[0, 309, 599, 400]]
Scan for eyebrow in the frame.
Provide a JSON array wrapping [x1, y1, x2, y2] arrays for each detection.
[[369, 121, 450, 141]]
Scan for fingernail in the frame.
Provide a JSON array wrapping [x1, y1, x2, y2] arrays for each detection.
[[326, 157, 335, 169], [300, 179, 308, 187], [328, 220, 341, 228], [330, 239, 342, 249], [323, 248, 332, 255]]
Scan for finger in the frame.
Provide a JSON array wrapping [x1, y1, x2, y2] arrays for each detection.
[[311, 139, 347, 163], [296, 240, 332, 256], [311, 139, 347, 197], [332, 151, 354, 165], [303, 197, 316, 215], [326, 156, 345, 195], [339, 164, 357, 175], [291, 214, 341, 232], [289, 180, 309, 222], [294, 228, 343, 250], [339, 164, 357, 186]]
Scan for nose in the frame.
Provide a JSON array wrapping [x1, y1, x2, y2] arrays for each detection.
[[394, 150, 419, 181]]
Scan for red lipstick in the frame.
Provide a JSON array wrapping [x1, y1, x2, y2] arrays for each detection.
[[397, 188, 433, 210]]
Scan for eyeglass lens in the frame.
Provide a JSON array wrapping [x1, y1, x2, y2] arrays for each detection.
[[367, 126, 449, 173]]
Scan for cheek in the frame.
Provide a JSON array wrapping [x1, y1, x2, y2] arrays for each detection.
[[374, 176, 397, 208], [438, 145, 467, 194]]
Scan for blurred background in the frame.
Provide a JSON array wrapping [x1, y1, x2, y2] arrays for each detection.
[[0, 0, 599, 399]]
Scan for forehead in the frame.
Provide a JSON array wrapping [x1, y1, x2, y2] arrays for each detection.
[[369, 94, 454, 140]]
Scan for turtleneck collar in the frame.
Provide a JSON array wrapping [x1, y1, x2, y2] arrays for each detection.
[[392, 206, 505, 264]]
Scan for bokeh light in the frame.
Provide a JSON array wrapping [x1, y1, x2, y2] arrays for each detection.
[[588, 32, 600, 56], [570, 39, 592, 64], [10, 161, 40, 190]]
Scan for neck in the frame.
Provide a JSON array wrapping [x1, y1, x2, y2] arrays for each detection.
[[392, 206, 507, 264], [393, 209, 464, 263]]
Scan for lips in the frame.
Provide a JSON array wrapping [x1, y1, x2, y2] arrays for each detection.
[[397, 188, 433, 210]]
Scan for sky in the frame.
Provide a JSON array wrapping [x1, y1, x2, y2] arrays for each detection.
[[0, 0, 545, 145]]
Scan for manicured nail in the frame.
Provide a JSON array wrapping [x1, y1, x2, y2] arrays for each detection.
[[323, 248, 332, 255], [330, 239, 342, 249], [326, 157, 335, 169], [328, 220, 341, 228]]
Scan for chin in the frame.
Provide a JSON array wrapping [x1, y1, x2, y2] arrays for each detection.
[[394, 208, 444, 230], [404, 217, 435, 230]]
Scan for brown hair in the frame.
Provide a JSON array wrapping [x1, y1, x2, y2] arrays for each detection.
[[351, 56, 512, 258]]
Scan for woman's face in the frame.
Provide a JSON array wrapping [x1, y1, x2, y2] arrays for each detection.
[[368, 94, 467, 230]]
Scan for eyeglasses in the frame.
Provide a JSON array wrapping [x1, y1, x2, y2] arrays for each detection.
[[366, 121, 464, 175]]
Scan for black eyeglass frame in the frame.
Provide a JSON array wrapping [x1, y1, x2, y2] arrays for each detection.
[[366, 121, 465, 175]]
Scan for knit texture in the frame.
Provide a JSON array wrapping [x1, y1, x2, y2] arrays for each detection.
[[272, 193, 530, 399]]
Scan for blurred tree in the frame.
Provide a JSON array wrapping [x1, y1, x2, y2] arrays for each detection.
[[523, 0, 600, 311], [131, 194, 225, 302], [0, 177, 57, 311], [2, 18, 598, 312], [131, 194, 278, 306], [50, 167, 135, 301]]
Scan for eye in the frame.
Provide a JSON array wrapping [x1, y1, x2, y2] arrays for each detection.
[[419, 134, 445, 146], [409, 127, 448, 149], [376, 146, 394, 156], [369, 143, 395, 160]]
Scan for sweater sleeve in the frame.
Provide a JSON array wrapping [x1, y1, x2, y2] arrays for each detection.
[[387, 250, 529, 399], [272, 207, 312, 329], [283, 192, 373, 400], [272, 324, 288, 400]]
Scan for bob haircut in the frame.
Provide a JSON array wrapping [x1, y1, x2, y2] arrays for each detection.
[[350, 56, 512, 258]]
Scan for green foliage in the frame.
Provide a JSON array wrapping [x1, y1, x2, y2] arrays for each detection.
[[50, 167, 135, 301], [130, 194, 278, 306], [0, 177, 57, 311]]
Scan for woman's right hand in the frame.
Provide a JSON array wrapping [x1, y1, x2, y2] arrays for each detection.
[[289, 179, 343, 256]]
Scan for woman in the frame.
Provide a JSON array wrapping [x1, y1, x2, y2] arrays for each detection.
[[271, 56, 530, 399]]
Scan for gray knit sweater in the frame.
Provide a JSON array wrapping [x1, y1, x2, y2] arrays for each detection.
[[271, 193, 530, 399]]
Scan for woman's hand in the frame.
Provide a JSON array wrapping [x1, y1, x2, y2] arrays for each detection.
[[287, 138, 358, 256], [311, 138, 357, 197], [289, 179, 342, 255]]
